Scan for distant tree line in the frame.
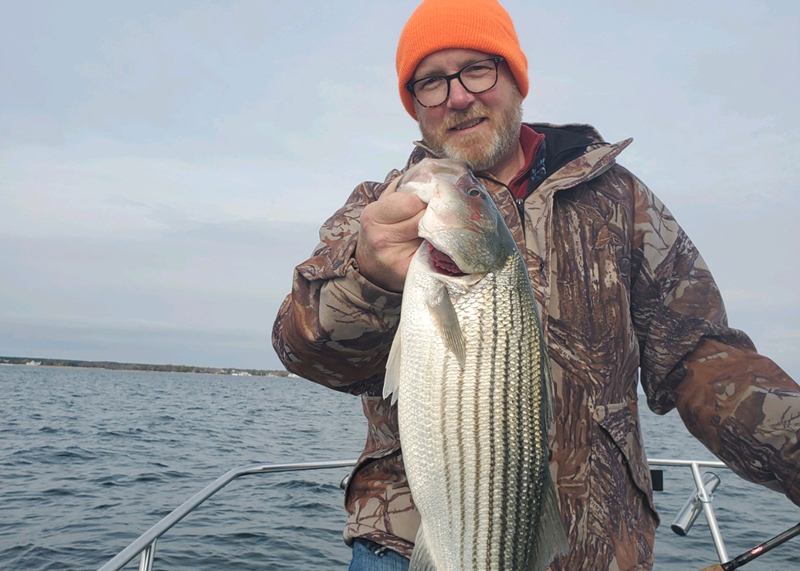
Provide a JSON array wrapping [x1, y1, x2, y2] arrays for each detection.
[[0, 356, 290, 377]]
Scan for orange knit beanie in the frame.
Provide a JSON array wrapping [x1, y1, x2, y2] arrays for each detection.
[[396, 0, 528, 119]]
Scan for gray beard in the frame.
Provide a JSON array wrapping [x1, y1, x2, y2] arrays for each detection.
[[419, 100, 523, 172]]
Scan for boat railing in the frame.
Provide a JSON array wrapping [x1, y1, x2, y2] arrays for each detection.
[[648, 459, 729, 562], [96, 459, 356, 571], [97, 458, 732, 571]]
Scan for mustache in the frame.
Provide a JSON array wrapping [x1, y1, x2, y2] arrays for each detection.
[[441, 105, 490, 130]]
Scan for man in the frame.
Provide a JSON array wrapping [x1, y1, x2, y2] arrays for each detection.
[[272, 0, 800, 569]]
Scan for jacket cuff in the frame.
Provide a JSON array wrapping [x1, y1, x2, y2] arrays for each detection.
[[337, 259, 403, 313], [317, 259, 403, 339]]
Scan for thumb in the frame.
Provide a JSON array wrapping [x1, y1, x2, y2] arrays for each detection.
[[381, 175, 402, 197]]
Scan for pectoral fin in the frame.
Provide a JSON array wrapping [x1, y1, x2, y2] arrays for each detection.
[[383, 322, 403, 405], [428, 285, 466, 366]]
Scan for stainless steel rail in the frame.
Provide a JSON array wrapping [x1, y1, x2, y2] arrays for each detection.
[[97, 459, 356, 571], [648, 458, 730, 563], [98, 457, 733, 571]]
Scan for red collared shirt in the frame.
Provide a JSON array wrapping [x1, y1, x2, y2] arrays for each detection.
[[508, 125, 545, 200]]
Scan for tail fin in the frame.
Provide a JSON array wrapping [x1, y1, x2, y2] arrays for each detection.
[[409, 524, 438, 571], [528, 472, 569, 571]]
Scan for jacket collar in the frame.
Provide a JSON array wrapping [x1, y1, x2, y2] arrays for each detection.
[[409, 122, 632, 195], [528, 122, 632, 194]]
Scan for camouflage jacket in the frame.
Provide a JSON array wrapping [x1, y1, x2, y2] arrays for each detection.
[[272, 123, 800, 570]]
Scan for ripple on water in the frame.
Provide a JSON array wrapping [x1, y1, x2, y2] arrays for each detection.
[[93, 474, 129, 487], [54, 447, 100, 462], [41, 487, 76, 497]]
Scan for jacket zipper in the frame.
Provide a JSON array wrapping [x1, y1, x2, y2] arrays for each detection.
[[516, 161, 548, 222], [515, 197, 526, 221], [515, 139, 549, 222]]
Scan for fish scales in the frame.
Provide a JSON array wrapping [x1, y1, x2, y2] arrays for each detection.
[[384, 158, 568, 571], [398, 254, 548, 569]]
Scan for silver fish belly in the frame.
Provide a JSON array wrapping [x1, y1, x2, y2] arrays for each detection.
[[384, 158, 568, 571]]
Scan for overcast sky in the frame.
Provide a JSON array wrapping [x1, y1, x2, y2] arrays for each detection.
[[1, 0, 797, 378]]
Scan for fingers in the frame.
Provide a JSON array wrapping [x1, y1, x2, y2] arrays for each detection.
[[368, 192, 426, 226], [355, 180, 427, 292]]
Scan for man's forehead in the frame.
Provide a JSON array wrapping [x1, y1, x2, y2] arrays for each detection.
[[414, 48, 497, 78]]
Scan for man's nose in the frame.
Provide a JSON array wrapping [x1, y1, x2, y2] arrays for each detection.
[[446, 78, 475, 110]]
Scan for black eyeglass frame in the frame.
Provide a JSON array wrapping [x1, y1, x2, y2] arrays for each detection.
[[405, 57, 504, 108]]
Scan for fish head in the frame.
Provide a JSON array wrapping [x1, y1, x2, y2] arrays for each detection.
[[397, 158, 511, 276]]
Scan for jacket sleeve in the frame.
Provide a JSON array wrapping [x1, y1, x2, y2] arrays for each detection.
[[628, 174, 800, 507], [271, 169, 405, 395]]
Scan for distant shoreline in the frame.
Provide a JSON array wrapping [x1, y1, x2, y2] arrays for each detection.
[[0, 356, 290, 377]]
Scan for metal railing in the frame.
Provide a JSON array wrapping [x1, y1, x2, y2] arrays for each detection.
[[97, 459, 356, 571], [97, 457, 732, 571], [648, 458, 729, 562]]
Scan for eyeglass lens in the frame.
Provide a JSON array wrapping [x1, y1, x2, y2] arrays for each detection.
[[411, 58, 500, 108]]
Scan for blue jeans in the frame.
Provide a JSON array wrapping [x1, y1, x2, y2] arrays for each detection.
[[348, 538, 410, 571]]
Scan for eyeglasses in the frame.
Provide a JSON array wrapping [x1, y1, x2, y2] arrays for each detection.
[[406, 57, 503, 108]]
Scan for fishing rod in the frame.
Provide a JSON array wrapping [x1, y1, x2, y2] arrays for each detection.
[[698, 522, 800, 571]]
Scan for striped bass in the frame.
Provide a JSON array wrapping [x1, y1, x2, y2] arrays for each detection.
[[383, 158, 569, 571]]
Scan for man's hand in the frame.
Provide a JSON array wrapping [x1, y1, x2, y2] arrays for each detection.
[[355, 177, 426, 292]]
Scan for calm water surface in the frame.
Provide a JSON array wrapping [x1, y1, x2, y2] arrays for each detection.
[[1, 366, 797, 570]]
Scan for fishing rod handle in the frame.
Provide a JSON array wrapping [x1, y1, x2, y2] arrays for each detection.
[[701, 522, 800, 571]]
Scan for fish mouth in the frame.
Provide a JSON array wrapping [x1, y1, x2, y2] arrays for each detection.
[[427, 242, 465, 276]]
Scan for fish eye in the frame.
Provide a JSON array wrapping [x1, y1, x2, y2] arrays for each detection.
[[468, 188, 484, 198]]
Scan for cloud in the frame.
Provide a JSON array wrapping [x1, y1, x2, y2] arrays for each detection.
[[0, 222, 313, 370], [1, 0, 797, 373]]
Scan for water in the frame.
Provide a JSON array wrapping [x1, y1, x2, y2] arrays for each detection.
[[1, 366, 797, 570]]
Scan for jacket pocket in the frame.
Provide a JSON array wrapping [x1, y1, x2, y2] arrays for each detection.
[[587, 399, 659, 569], [592, 400, 659, 518], [343, 440, 401, 508]]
